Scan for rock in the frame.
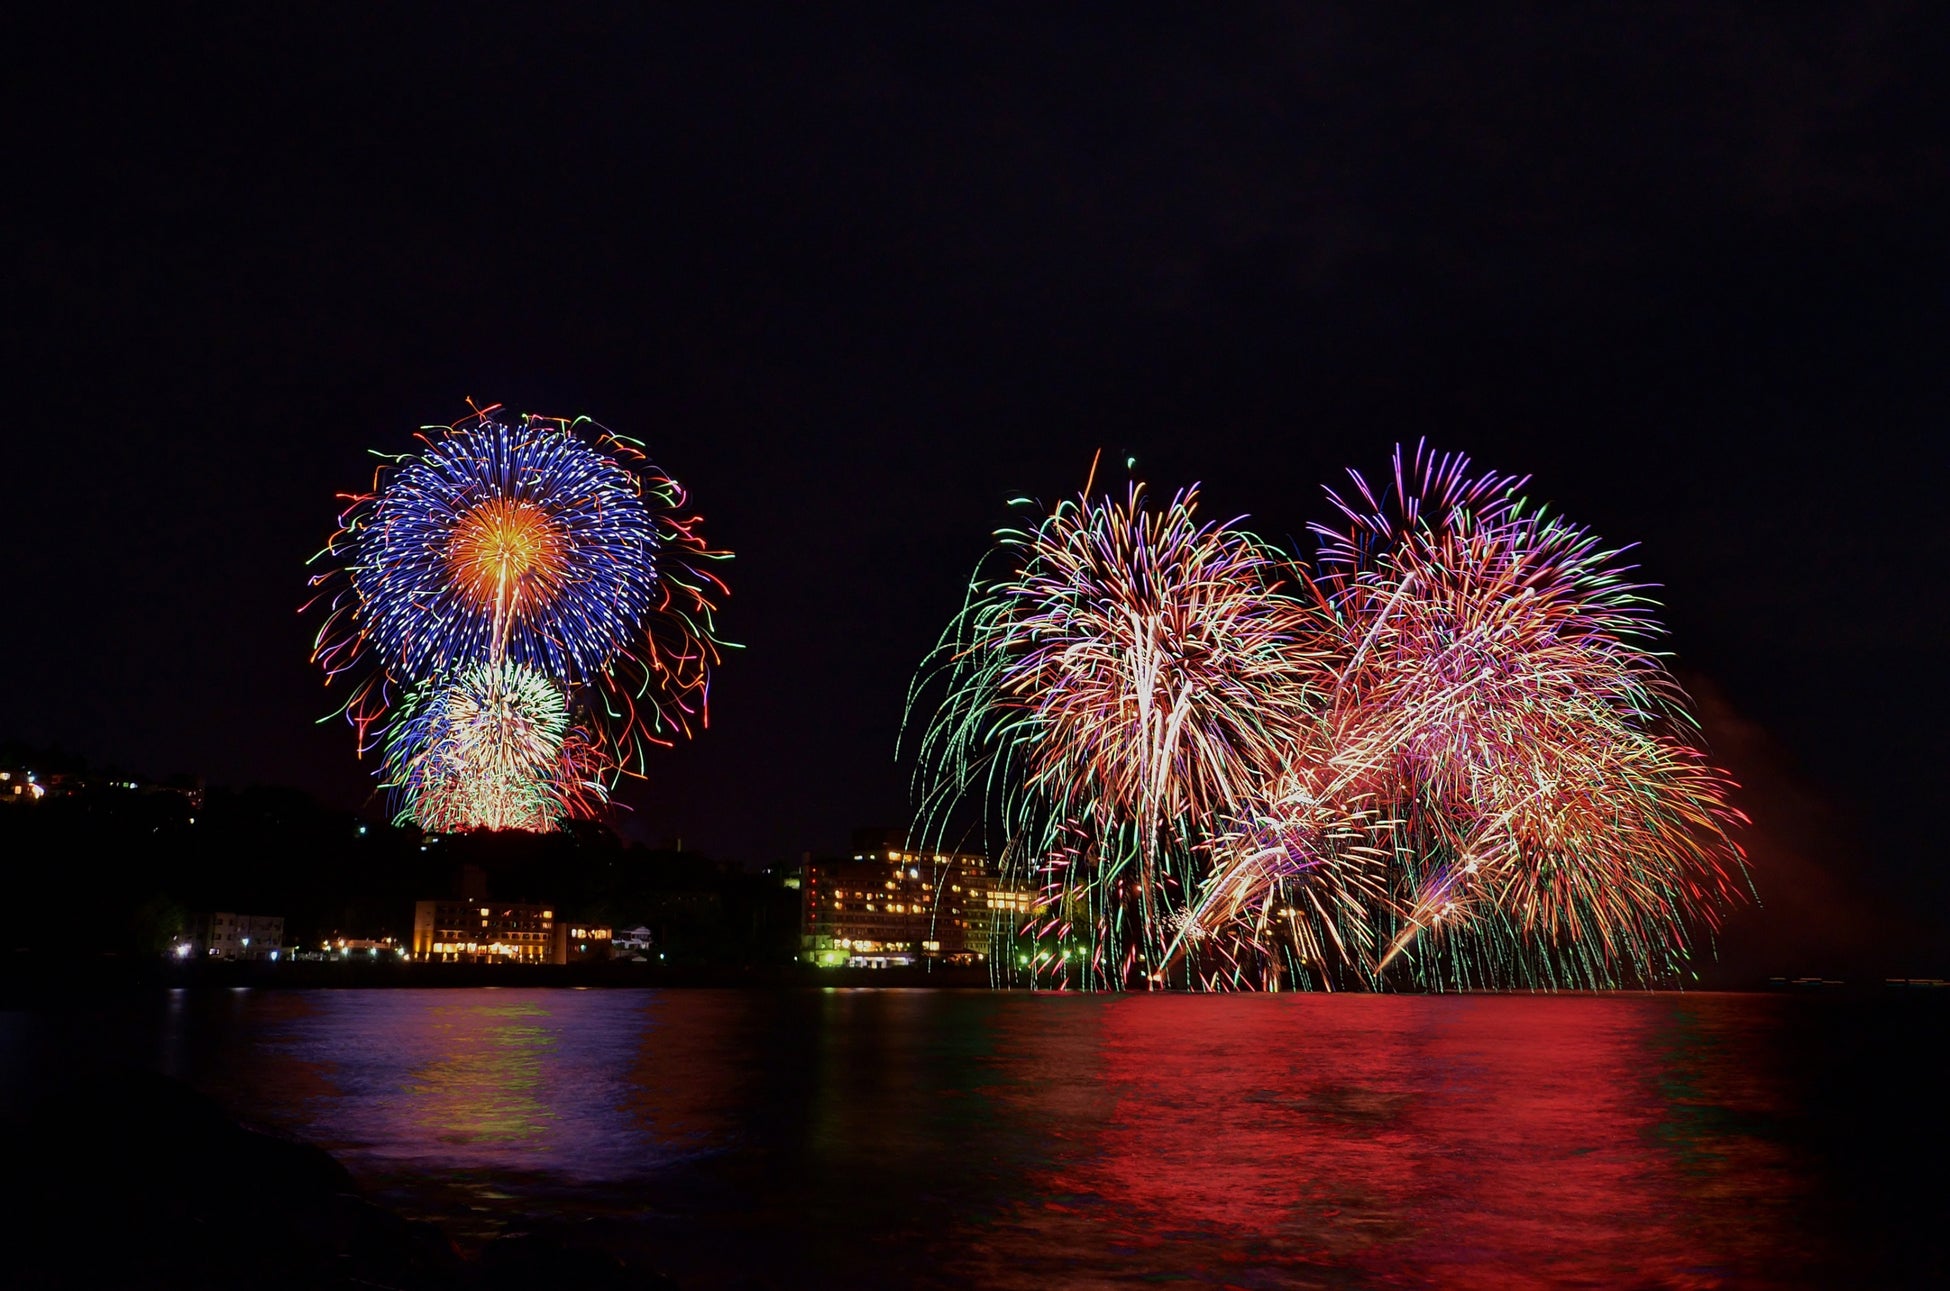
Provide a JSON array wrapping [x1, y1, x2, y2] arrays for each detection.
[[5, 1065, 466, 1289], [478, 1220, 679, 1290]]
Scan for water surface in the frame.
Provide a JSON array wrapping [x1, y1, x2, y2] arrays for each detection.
[[7, 988, 1937, 1287]]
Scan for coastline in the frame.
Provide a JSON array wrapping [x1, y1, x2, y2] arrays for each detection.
[[2, 954, 1932, 1003], [0, 955, 997, 1002]]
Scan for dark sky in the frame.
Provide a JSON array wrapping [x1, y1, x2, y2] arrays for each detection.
[[8, 7, 1947, 948]]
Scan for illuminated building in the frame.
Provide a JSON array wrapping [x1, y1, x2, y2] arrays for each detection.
[[551, 922, 613, 964], [315, 935, 404, 960], [190, 912, 284, 960], [0, 766, 202, 808], [0, 768, 47, 802], [800, 839, 1034, 967], [412, 899, 554, 962]]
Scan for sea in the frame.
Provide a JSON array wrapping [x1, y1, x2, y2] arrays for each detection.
[[3, 987, 1942, 1288]]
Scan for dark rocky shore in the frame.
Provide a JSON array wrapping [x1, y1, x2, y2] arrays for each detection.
[[6, 1067, 680, 1290]]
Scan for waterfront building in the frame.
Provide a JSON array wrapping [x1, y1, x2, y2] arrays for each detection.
[[412, 899, 554, 962], [316, 934, 404, 959], [551, 922, 613, 964], [800, 837, 1034, 967], [0, 769, 47, 802], [189, 912, 284, 960], [613, 925, 654, 959], [1, 766, 199, 806]]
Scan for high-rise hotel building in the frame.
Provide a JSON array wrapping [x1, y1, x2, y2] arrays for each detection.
[[800, 840, 1034, 967]]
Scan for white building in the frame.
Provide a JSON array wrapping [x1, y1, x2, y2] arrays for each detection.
[[190, 912, 284, 960], [613, 925, 654, 960]]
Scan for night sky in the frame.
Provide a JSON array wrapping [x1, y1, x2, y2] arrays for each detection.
[[9, 8, 1947, 963]]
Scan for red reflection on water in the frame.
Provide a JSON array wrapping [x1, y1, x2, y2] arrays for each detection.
[[619, 990, 756, 1152], [966, 995, 1814, 1289], [78, 987, 1842, 1287]]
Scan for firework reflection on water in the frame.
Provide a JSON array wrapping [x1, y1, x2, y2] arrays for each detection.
[[17, 988, 1929, 1288]]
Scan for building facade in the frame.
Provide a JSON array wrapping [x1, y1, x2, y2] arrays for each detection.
[[551, 922, 613, 964], [412, 900, 554, 962], [190, 912, 284, 960], [801, 845, 1031, 967]]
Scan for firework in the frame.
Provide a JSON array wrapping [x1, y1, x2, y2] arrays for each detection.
[[1176, 751, 1397, 991], [379, 661, 613, 832], [308, 405, 729, 831], [908, 480, 1329, 988], [1299, 444, 1747, 987], [910, 445, 1748, 990]]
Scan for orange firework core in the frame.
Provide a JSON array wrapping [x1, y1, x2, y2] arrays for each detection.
[[449, 498, 567, 614]]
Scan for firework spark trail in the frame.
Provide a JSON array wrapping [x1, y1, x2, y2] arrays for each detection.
[[907, 481, 1329, 987], [308, 406, 730, 831], [382, 661, 580, 832], [1370, 726, 1747, 981], [1178, 762, 1396, 990], [1287, 444, 1747, 986], [910, 444, 1748, 990]]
